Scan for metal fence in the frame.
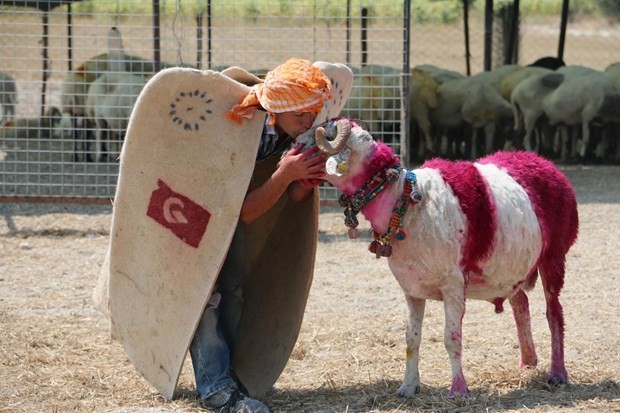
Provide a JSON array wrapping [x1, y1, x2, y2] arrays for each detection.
[[0, 0, 618, 203], [0, 0, 408, 202]]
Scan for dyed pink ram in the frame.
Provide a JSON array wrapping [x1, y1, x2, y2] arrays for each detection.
[[300, 119, 579, 397]]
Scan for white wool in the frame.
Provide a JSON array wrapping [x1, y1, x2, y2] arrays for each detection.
[[387, 167, 465, 301], [469, 163, 542, 299]]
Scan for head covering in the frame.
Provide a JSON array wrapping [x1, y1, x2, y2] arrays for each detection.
[[226, 58, 332, 125]]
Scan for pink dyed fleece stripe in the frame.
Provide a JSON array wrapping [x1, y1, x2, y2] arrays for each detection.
[[478, 151, 579, 291], [422, 158, 497, 274], [345, 142, 400, 195]]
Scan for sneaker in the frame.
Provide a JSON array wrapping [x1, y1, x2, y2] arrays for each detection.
[[199, 385, 269, 413]]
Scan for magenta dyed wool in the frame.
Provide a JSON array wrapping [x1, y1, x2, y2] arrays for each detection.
[[422, 158, 498, 274], [345, 142, 399, 195], [478, 151, 579, 293]]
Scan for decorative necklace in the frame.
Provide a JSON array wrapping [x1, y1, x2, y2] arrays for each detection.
[[338, 167, 402, 239], [368, 170, 422, 258]]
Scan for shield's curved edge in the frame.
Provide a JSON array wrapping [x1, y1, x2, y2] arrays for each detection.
[[221, 66, 264, 86], [95, 67, 266, 400], [313, 61, 354, 126], [231, 62, 354, 396]]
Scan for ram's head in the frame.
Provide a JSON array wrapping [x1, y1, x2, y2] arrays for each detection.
[[295, 118, 375, 182]]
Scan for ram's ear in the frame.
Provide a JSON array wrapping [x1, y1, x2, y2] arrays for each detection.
[[325, 156, 344, 177], [352, 118, 369, 131]]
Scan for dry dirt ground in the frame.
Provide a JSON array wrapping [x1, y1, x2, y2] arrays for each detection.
[[1, 164, 619, 413]]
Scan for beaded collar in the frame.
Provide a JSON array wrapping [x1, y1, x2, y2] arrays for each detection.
[[338, 166, 401, 238], [339, 168, 421, 259], [369, 170, 422, 258]]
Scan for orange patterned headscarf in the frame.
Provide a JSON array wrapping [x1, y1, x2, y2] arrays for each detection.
[[226, 58, 332, 125]]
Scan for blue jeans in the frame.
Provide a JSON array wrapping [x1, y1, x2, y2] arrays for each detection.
[[190, 224, 246, 398]]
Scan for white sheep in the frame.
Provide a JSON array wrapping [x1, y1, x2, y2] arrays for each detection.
[[61, 27, 127, 119], [408, 68, 439, 157], [604, 62, 620, 93], [408, 65, 462, 158], [0, 71, 17, 123], [82, 27, 151, 162], [413, 64, 463, 85], [541, 68, 620, 160], [509, 67, 555, 152], [429, 75, 512, 159], [0, 106, 64, 140], [86, 72, 146, 162], [62, 27, 175, 161], [298, 118, 578, 398], [500, 65, 554, 101], [472, 64, 521, 95]]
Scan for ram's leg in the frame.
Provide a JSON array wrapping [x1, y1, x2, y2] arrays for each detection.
[[509, 289, 538, 368], [397, 295, 425, 398], [442, 281, 469, 397], [539, 258, 568, 385]]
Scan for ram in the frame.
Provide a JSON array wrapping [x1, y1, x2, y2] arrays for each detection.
[[297, 118, 578, 398]]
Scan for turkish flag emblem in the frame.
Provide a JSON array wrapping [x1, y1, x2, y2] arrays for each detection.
[[146, 179, 211, 248]]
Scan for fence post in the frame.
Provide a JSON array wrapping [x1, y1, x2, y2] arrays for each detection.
[[401, 0, 411, 167], [361, 7, 368, 67], [484, 0, 493, 71]]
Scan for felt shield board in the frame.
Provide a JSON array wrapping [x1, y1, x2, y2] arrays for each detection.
[[312, 61, 354, 126], [94, 62, 353, 400], [96, 67, 265, 400]]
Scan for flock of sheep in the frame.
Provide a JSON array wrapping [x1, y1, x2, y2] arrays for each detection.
[[405, 58, 620, 163], [0, 27, 176, 162], [1, 26, 619, 165], [345, 57, 620, 164]]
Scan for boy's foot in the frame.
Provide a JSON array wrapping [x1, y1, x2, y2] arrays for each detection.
[[199, 385, 269, 413]]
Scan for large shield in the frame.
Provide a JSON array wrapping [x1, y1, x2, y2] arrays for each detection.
[[93, 62, 353, 400], [94, 67, 265, 400]]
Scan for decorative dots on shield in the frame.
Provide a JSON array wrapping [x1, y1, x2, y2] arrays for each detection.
[[169, 90, 213, 131], [330, 77, 343, 107]]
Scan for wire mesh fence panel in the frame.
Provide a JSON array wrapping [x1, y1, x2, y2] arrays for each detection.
[[1, 1, 619, 203], [0, 0, 408, 202]]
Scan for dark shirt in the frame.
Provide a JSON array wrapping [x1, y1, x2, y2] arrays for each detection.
[[256, 115, 292, 162]]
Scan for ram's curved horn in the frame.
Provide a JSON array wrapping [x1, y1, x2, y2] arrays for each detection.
[[315, 119, 351, 155]]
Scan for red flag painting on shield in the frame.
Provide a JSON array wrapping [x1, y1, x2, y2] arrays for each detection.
[[147, 179, 211, 248]]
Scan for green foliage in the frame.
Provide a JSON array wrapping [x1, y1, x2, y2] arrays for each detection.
[[488, 0, 607, 15], [59, 0, 615, 22], [412, 0, 463, 24]]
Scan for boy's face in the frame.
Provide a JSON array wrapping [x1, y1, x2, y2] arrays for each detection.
[[274, 111, 317, 139]]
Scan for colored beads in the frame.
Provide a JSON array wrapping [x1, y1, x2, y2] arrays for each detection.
[[411, 191, 422, 203], [369, 240, 392, 258], [338, 166, 401, 231], [337, 163, 422, 259], [348, 228, 361, 239], [369, 170, 421, 259]]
